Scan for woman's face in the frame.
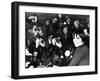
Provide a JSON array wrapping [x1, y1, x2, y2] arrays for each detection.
[[74, 20, 79, 28], [63, 27, 68, 34], [73, 34, 83, 47]]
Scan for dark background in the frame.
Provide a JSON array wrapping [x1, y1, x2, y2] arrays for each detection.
[[25, 12, 89, 25]]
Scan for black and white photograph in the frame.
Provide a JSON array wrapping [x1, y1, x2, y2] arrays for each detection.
[[25, 12, 90, 68], [11, 1, 97, 79]]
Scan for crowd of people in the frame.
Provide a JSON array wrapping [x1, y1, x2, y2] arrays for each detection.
[[25, 13, 89, 68]]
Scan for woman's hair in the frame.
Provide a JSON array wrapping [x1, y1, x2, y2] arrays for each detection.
[[72, 29, 86, 43]]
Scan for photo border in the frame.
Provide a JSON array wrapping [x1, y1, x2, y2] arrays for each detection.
[[11, 1, 98, 79]]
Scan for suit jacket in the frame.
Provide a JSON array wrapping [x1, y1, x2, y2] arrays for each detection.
[[69, 44, 89, 66], [42, 24, 53, 38]]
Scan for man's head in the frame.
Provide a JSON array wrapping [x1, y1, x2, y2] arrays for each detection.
[[45, 19, 50, 25], [74, 20, 80, 29], [28, 14, 38, 23], [58, 14, 62, 18], [52, 18, 57, 23], [63, 27, 68, 35]]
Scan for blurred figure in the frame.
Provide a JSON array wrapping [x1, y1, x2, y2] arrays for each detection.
[[63, 16, 71, 26], [32, 25, 43, 37], [74, 20, 80, 29], [69, 30, 89, 66], [52, 17, 58, 34], [72, 19, 84, 33], [61, 27, 74, 51], [27, 14, 38, 25], [25, 14, 40, 52], [57, 14, 64, 28], [26, 51, 40, 68], [83, 17, 90, 47], [42, 19, 53, 39]]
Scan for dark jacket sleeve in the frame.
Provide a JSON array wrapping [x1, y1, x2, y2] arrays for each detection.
[[68, 46, 86, 66]]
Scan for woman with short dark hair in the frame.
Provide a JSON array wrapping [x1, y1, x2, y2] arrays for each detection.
[[68, 30, 89, 66]]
